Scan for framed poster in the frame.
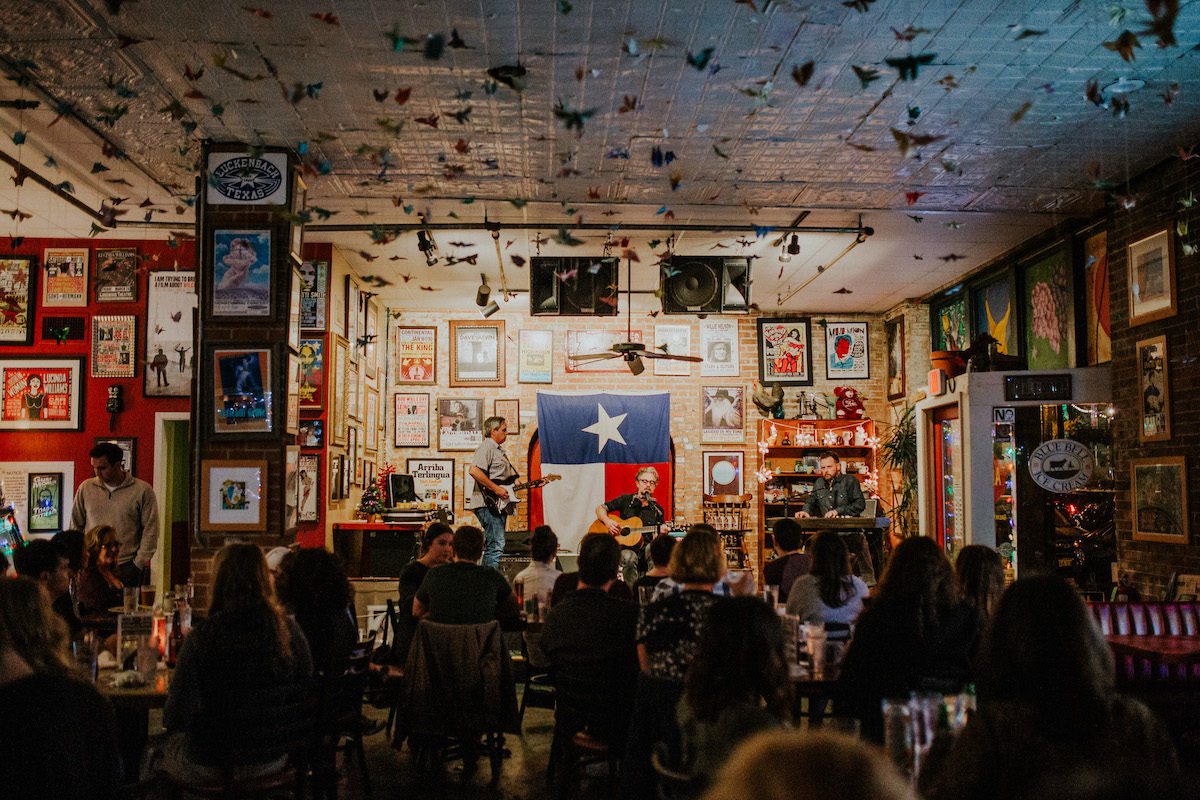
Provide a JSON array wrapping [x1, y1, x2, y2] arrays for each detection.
[[298, 453, 320, 523], [286, 353, 301, 435], [288, 266, 302, 352], [518, 329, 553, 383], [211, 347, 273, 435], [329, 335, 348, 447], [1127, 229, 1177, 327], [825, 321, 869, 380], [1131, 456, 1188, 544], [347, 427, 359, 485], [200, 459, 267, 532], [93, 248, 138, 303], [450, 320, 505, 386], [364, 300, 379, 379], [1137, 334, 1170, 443], [407, 458, 455, 505], [26, 472, 63, 532], [144, 271, 197, 398], [438, 397, 483, 451], [885, 316, 906, 401], [329, 455, 343, 501], [1022, 247, 1074, 370], [298, 337, 324, 411], [757, 317, 812, 386], [346, 361, 361, 421], [932, 296, 967, 351], [972, 274, 1016, 355], [364, 389, 379, 452], [345, 275, 361, 363], [290, 173, 306, 259], [394, 325, 436, 384], [0, 357, 85, 431], [299, 259, 329, 330], [394, 393, 430, 447], [653, 324, 692, 376], [700, 318, 739, 377], [342, 450, 351, 497], [703, 451, 744, 496], [565, 329, 643, 373], [0, 256, 36, 345], [94, 437, 135, 472], [41, 248, 88, 307], [284, 446, 299, 533], [212, 229, 272, 317], [1082, 229, 1111, 364], [298, 418, 324, 448], [701, 387, 744, 444], [495, 399, 520, 434], [91, 315, 136, 378]]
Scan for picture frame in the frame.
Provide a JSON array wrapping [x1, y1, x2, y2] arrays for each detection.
[[700, 318, 739, 378], [346, 360, 361, 421], [364, 299, 379, 380], [518, 329, 553, 383], [290, 173, 306, 260], [200, 459, 268, 532], [394, 393, 430, 448], [0, 356, 85, 431], [299, 259, 330, 331], [345, 275, 361, 363], [288, 265, 302, 353], [757, 317, 813, 386], [342, 451, 351, 498], [26, 472, 63, 532], [298, 453, 320, 523], [93, 248, 138, 303], [144, 271, 197, 398], [393, 325, 436, 384], [1131, 456, 1188, 544], [972, 273, 1017, 356], [298, 418, 324, 448], [94, 437, 136, 472], [1128, 229, 1177, 327], [210, 346, 274, 436], [886, 316, 906, 401], [284, 445, 299, 533], [437, 397, 483, 451], [286, 353, 301, 435], [364, 460, 376, 489], [1136, 334, 1170, 443], [932, 296, 967, 352], [329, 335, 348, 447], [703, 451, 744, 496], [364, 389, 379, 452], [329, 455, 343, 501], [701, 387, 744, 444], [211, 229, 273, 318], [494, 399, 520, 434], [0, 256, 36, 345], [825, 321, 869, 380], [653, 324, 692, 376], [450, 320, 505, 387], [347, 427, 359, 485], [298, 337, 325, 411], [564, 329, 643, 373], [1081, 228, 1111, 365], [407, 458, 455, 506], [91, 315, 137, 378], [41, 248, 88, 307], [1022, 246, 1074, 370]]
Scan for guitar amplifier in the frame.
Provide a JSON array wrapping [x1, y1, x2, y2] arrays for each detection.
[[498, 555, 527, 586]]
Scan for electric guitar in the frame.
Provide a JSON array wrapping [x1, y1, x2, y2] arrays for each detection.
[[587, 515, 662, 549], [481, 474, 561, 516]]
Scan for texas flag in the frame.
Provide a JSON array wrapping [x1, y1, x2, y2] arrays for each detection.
[[530, 391, 672, 552]]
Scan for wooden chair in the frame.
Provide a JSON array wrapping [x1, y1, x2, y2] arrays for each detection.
[[311, 633, 377, 800], [517, 628, 555, 726], [702, 494, 752, 569]]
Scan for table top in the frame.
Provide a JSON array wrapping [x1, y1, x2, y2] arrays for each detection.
[[1105, 634, 1200, 663], [97, 667, 170, 709]]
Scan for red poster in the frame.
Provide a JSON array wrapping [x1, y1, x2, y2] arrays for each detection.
[[2, 367, 73, 422]]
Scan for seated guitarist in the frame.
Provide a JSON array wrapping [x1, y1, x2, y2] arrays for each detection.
[[468, 416, 516, 570], [595, 467, 671, 585]]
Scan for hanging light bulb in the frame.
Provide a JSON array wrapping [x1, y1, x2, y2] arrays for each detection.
[[786, 234, 801, 256], [778, 243, 792, 263]]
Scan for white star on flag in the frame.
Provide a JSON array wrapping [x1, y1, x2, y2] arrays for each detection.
[[581, 403, 627, 452]]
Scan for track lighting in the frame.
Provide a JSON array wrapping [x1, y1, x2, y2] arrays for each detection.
[[475, 273, 491, 307], [786, 234, 801, 256], [417, 229, 438, 267], [778, 244, 792, 263]]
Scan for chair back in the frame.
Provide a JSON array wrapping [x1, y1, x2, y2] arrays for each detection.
[[192, 680, 319, 768]]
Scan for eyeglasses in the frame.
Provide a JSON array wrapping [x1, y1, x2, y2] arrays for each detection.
[[102, 542, 120, 551], [636, 478, 658, 486]]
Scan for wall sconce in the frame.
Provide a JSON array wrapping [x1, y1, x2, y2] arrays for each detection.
[[786, 234, 801, 256]]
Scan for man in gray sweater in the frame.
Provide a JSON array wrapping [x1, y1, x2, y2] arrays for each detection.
[[70, 441, 158, 587]]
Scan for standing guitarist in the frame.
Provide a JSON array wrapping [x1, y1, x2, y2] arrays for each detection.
[[595, 467, 670, 585], [469, 416, 517, 569]]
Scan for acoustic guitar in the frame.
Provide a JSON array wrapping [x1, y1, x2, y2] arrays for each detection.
[[481, 474, 561, 516], [587, 515, 660, 549]]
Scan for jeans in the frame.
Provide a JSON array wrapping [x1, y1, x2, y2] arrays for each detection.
[[474, 506, 507, 569]]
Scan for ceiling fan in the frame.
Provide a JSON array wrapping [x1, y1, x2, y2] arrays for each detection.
[[567, 256, 705, 375]]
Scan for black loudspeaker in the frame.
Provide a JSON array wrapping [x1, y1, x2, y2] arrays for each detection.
[[530, 257, 619, 316], [660, 256, 751, 314]]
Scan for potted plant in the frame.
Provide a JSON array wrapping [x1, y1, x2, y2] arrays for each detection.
[[879, 404, 917, 541]]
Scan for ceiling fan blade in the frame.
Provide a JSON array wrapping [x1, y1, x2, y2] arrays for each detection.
[[642, 351, 705, 362], [568, 351, 622, 362]]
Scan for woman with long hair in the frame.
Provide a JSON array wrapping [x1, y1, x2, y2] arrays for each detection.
[[921, 575, 1177, 800], [954, 544, 1006, 624], [785, 530, 869, 626], [77, 525, 124, 621], [276, 548, 356, 679], [834, 536, 979, 742], [390, 521, 454, 665]]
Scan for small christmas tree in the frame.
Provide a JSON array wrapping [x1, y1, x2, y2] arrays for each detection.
[[356, 467, 387, 519]]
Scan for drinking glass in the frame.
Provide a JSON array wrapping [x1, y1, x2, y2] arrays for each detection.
[[122, 587, 138, 613], [73, 633, 98, 683], [136, 637, 158, 680], [882, 698, 914, 776], [802, 623, 828, 678], [637, 585, 656, 606], [140, 585, 156, 609], [763, 585, 780, 608]]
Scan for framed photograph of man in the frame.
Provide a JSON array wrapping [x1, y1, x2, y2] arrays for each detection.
[[329, 455, 343, 502], [298, 418, 323, 448], [702, 451, 744, 496], [200, 459, 268, 532], [0, 356, 85, 431], [210, 346, 273, 435], [1137, 334, 1170, 443], [0, 256, 36, 345], [700, 318, 739, 378], [757, 317, 812, 386], [438, 397, 483, 451], [701, 387, 744, 444], [450, 320, 505, 387], [1131, 456, 1188, 544], [886, 316, 906, 401]]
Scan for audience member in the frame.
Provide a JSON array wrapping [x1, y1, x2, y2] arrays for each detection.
[[276, 548, 357, 680], [954, 544, 1006, 624], [834, 536, 979, 743], [514, 525, 562, 602], [762, 518, 810, 604], [633, 534, 676, 597], [0, 576, 121, 800], [551, 568, 634, 605], [391, 522, 453, 664], [413, 525, 520, 625], [785, 530, 869, 626], [69, 441, 159, 587], [677, 597, 792, 788], [13, 539, 81, 639], [647, 524, 753, 602], [159, 543, 314, 783], [920, 575, 1178, 800], [77, 526, 124, 621]]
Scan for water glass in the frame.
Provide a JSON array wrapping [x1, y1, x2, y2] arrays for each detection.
[[763, 585, 780, 609], [122, 587, 138, 613], [882, 698, 914, 775], [802, 623, 828, 678], [73, 634, 98, 683], [637, 585, 656, 606]]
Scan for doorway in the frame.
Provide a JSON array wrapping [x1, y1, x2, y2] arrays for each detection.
[[928, 404, 964, 561], [153, 412, 191, 592]]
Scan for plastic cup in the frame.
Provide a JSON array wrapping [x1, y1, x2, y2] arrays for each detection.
[[123, 587, 138, 613]]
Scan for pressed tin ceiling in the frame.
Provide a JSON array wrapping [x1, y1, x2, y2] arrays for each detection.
[[0, 0, 1197, 312]]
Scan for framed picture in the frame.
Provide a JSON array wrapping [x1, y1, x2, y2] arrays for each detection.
[[345, 275, 361, 363], [565, 329, 643, 373], [330, 335, 348, 447], [288, 266, 302, 352], [200, 459, 267, 532], [450, 320, 505, 386], [1137, 334, 1170, 443], [211, 229, 272, 317], [347, 427, 359, 485], [757, 317, 812, 386], [346, 360, 360, 421], [407, 458, 455, 505], [972, 274, 1017, 356], [1128, 229, 1177, 327], [290, 173, 306, 260], [210, 346, 274, 435], [438, 397, 483, 451], [700, 318, 739, 377], [364, 300, 379, 379], [342, 451, 351, 497], [93, 248, 138, 303], [701, 387, 744, 444], [394, 325, 436, 384], [825, 321, 869, 380], [494, 399, 520, 434], [1081, 228, 1111, 364], [298, 453, 320, 523], [654, 324, 692, 376], [144, 271, 197, 398], [703, 451, 744, 496], [286, 353, 301, 435], [90, 315, 137, 378], [0, 256, 35, 345], [298, 337, 324, 411], [26, 472, 63, 533], [1131, 456, 1188, 544], [0, 356, 85, 431], [284, 446, 299, 533], [886, 316, 906, 401], [94, 437, 136, 472], [41, 248, 88, 307], [394, 393, 430, 447], [299, 259, 330, 331], [364, 460, 376, 489], [1022, 246, 1074, 370], [298, 418, 324, 448], [518, 329, 553, 383], [329, 455, 343, 501], [364, 389, 379, 452]]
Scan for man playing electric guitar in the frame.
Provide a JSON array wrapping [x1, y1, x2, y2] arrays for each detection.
[[595, 466, 671, 585], [468, 416, 517, 569]]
